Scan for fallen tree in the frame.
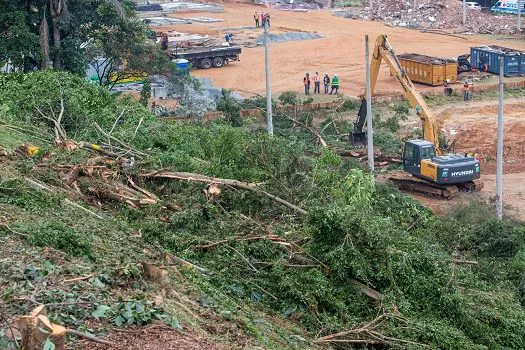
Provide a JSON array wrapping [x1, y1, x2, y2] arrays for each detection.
[[140, 171, 308, 215]]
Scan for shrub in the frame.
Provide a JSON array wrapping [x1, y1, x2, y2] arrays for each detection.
[[27, 222, 93, 257]]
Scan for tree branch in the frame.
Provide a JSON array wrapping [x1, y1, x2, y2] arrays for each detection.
[[282, 113, 327, 147], [140, 171, 308, 215], [93, 122, 146, 157], [66, 329, 116, 347]]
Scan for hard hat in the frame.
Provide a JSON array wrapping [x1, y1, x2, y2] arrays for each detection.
[[446, 79, 450, 83], [334, 74, 338, 77]]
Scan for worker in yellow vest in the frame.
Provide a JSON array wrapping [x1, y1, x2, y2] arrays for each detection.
[[330, 74, 339, 95]]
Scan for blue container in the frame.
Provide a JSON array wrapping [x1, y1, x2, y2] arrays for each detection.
[[470, 46, 525, 77], [173, 59, 190, 72]]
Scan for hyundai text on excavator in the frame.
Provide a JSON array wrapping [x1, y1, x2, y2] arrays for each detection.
[[351, 35, 483, 199]]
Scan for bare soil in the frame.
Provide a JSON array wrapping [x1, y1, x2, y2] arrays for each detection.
[[155, 2, 525, 96], [409, 97, 525, 220], [440, 100, 525, 175], [82, 325, 222, 350]]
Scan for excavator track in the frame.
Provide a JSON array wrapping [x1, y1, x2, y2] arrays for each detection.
[[388, 172, 484, 200]]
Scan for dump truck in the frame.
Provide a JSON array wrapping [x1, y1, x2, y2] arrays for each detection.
[[168, 45, 241, 69]]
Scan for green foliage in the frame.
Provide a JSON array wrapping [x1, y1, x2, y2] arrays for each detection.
[[302, 97, 314, 105], [92, 298, 180, 328], [334, 0, 363, 7], [336, 98, 359, 112], [373, 130, 404, 155], [0, 2, 39, 70], [430, 200, 525, 258], [0, 71, 154, 142], [25, 222, 93, 257], [392, 101, 410, 120], [0, 179, 62, 214], [372, 101, 411, 133], [439, 132, 450, 151], [278, 91, 299, 106], [216, 89, 243, 126], [2, 71, 525, 350], [140, 80, 152, 107]]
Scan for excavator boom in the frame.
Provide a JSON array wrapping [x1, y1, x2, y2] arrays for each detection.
[[352, 35, 440, 151]]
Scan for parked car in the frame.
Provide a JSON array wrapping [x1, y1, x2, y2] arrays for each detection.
[[466, 1, 482, 10]]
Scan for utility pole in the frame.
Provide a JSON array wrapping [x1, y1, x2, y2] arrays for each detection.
[[496, 56, 504, 219], [413, 0, 417, 11], [462, 0, 466, 25], [518, 0, 522, 32], [370, 0, 373, 12], [264, 21, 273, 136], [365, 35, 374, 172]]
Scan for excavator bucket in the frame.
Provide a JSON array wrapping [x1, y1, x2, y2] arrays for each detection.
[[351, 131, 367, 146], [350, 98, 368, 147]]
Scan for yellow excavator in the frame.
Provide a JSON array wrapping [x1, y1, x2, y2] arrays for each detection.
[[351, 35, 483, 198]]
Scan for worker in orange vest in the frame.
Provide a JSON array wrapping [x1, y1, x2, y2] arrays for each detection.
[[463, 80, 470, 101], [303, 73, 311, 95], [312, 72, 320, 94]]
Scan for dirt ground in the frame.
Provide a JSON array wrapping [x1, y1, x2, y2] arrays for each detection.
[[82, 325, 222, 350], [407, 97, 525, 220], [440, 100, 525, 174], [155, 1, 525, 96]]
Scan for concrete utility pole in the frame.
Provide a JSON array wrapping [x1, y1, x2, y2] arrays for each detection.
[[496, 56, 504, 219], [462, 0, 466, 25], [413, 0, 417, 11], [370, 0, 374, 12], [264, 22, 273, 136], [365, 35, 374, 172], [518, 0, 522, 31]]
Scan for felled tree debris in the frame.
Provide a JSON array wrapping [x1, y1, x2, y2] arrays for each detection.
[[17, 305, 115, 349], [314, 312, 429, 348], [86, 183, 157, 208], [336, 150, 402, 165], [141, 171, 308, 215]]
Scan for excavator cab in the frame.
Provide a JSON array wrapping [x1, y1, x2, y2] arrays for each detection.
[[403, 140, 481, 186], [402, 140, 437, 177]]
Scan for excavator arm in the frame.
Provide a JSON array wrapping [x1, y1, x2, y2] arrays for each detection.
[[352, 35, 441, 152]]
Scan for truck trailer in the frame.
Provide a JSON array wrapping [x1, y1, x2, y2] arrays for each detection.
[[169, 45, 241, 69]]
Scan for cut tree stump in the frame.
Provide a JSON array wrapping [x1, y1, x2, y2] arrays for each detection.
[[19, 306, 65, 350]]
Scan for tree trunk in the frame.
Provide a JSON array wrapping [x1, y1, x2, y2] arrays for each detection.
[[39, 13, 51, 69], [50, 0, 63, 70], [51, 17, 61, 69]]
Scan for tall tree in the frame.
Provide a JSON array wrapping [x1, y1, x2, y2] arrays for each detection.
[[38, 0, 126, 70], [0, 1, 39, 70]]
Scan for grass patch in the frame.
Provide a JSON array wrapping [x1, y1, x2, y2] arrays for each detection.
[[22, 221, 93, 257]]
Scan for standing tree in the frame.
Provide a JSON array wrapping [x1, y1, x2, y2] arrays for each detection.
[[0, 1, 39, 71]]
